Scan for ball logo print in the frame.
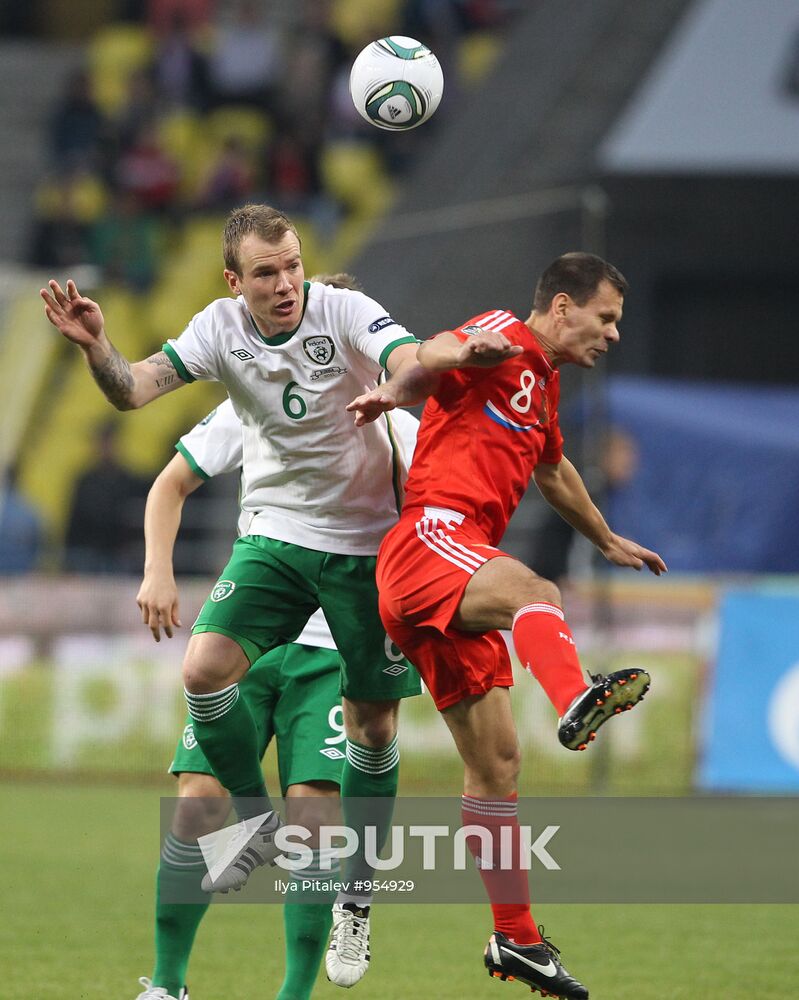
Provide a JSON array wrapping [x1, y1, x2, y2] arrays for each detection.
[[210, 579, 236, 602], [350, 35, 444, 131]]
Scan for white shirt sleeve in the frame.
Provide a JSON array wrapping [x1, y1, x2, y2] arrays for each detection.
[[337, 289, 417, 368], [176, 398, 243, 479], [163, 301, 225, 383]]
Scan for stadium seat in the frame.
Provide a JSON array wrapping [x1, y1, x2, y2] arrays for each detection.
[[18, 288, 146, 537], [0, 290, 60, 472], [330, 0, 403, 46], [156, 110, 212, 199], [320, 142, 394, 218], [87, 24, 154, 115], [457, 30, 502, 86], [206, 106, 272, 155]]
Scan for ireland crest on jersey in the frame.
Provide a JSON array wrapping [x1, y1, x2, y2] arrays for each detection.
[[303, 336, 335, 365]]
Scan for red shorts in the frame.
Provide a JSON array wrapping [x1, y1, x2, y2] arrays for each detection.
[[376, 505, 514, 710]]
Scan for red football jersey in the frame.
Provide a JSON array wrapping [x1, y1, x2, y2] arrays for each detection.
[[402, 309, 564, 545]]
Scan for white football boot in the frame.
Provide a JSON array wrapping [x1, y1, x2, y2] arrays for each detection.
[[325, 902, 371, 988]]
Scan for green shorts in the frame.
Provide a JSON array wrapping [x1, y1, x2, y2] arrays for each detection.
[[193, 535, 421, 702], [170, 642, 346, 794]]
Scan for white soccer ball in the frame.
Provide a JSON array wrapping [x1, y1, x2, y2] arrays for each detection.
[[349, 36, 444, 132]]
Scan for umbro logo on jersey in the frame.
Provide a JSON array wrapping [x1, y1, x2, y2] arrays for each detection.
[[319, 747, 345, 760], [368, 315, 396, 333], [383, 663, 408, 676], [303, 336, 335, 365], [231, 349, 255, 361]]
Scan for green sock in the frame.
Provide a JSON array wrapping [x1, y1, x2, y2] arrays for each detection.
[[184, 684, 271, 816], [339, 737, 399, 904], [277, 903, 334, 1000], [151, 834, 210, 995], [277, 854, 337, 1000]]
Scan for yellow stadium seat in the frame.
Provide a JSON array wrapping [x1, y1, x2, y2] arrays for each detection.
[[88, 24, 154, 115], [156, 110, 213, 198], [320, 142, 394, 217], [18, 285, 147, 537], [331, 0, 403, 46], [457, 31, 502, 86], [206, 106, 272, 154]]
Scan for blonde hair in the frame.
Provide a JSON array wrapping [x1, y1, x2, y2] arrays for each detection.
[[223, 204, 300, 273]]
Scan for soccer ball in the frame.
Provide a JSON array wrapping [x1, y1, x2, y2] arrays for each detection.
[[349, 36, 444, 131]]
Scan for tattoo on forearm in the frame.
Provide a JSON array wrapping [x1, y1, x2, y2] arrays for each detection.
[[91, 346, 135, 409], [146, 351, 179, 391], [146, 351, 175, 371]]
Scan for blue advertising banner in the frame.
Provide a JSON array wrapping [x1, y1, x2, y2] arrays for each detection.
[[700, 591, 799, 791]]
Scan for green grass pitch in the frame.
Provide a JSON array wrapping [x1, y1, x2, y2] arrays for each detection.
[[1, 781, 796, 999]]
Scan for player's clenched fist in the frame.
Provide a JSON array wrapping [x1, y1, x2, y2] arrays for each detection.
[[40, 279, 106, 349]]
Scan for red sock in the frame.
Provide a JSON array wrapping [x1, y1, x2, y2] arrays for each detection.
[[512, 603, 587, 715], [461, 793, 540, 945]]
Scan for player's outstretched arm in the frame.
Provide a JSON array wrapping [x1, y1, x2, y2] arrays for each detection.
[[136, 454, 204, 641], [417, 330, 523, 370], [534, 457, 667, 576], [40, 279, 186, 410], [346, 341, 438, 426]]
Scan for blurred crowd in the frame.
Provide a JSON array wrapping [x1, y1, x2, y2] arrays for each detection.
[[6, 0, 518, 575], [28, 0, 514, 290]]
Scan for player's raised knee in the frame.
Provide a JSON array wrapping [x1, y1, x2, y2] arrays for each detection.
[[182, 632, 248, 693], [507, 563, 561, 611]]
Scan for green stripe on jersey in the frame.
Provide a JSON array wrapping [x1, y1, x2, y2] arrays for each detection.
[[175, 441, 210, 480], [379, 335, 418, 369], [162, 342, 196, 383]]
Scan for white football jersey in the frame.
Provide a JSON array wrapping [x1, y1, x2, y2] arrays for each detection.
[[176, 399, 421, 651], [164, 281, 417, 555]]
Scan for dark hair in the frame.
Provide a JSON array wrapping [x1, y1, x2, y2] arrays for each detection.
[[223, 203, 300, 273], [309, 272, 363, 291], [533, 252, 628, 311]]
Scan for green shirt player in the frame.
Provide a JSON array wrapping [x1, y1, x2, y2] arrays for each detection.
[[41, 204, 433, 989], [133, 393, 419, 1000]]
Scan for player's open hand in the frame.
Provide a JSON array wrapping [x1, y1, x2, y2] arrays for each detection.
[[599, 532, 668, 576], [346, 387, 398, 426], [456, 331, 523, 368], [136, 573, 182, 641], [40, 279, 106, 349]]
